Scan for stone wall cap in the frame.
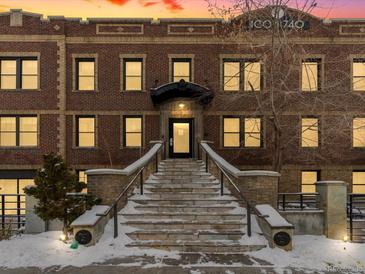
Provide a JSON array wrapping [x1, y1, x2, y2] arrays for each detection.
[[315, 181, 347, 185], [71, 205, 110, 227], [256, 204, 294, 228]]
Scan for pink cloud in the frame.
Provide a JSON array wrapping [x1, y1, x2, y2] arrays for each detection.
[[139, 0, 159, 7]]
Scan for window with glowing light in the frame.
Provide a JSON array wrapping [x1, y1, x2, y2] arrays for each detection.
[[0, 58, 38, 90], [123, 59, 143, 91], [124, 116, 142, 147], [352, 171, 365, 193], [76, 58, 95, 91], [244, 118, 262, 147], [172, 59, 191, 82], [353, 118, 365, 147], [223, 59, 261, 92], [301, 171, 320, 193], [301, 118, 319, 147], [0, 116, 38, 147], [76, 116, 96, 147], [353, 58, 365, 91], [302, 58, 321, 92], [223, 117, 240, 147]]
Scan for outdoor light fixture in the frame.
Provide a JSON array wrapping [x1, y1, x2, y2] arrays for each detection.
[[59, 233, 67, 242], [344, 235, 349, 242], [178, 103, 185, 109]]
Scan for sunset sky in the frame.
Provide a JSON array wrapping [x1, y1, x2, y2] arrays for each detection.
[[0, 0, 364, 19]]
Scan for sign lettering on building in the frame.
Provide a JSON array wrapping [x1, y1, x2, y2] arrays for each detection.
[[246, 7, 310, 30]]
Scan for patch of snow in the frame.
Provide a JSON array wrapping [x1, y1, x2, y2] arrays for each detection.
[[256, 204, 293, 227], [71, 205, 110, 227], [247, 235, 365, 273]]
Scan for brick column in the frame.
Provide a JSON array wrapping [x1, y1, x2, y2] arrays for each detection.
[[234, 171, 280, 208], [316, 181, 347, 240]]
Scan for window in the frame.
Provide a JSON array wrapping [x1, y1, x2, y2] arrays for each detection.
[[302, 59, 321, 92], [123, 59, 143, 91], [223, 117, 240, 147], [78, 170, 88, 193], [223, 59, 261, 92], [301, 171, 319, 193], [76, 59, 95, 91], [0, 58, 38, 90], [172, 59, 191, 82], [353, 118, 365, 147], [353, 59, 365, 91], [0, 116, 37, 147], [124, 116, 142, 147], [223, 61, 240, 91], [301, 118, 319, 147], [352, 171, 365, 194], [76, 116, 95, 147], [244, 118, 261, 147], [0, 178, 34, 214]]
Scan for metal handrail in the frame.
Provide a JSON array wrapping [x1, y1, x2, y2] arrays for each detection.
[[347, 193, 365, 242], [277, 192, 320, 211], [96, 141, 163, 238], [200, 143, 266, 237], [1, 194, 26, 231]]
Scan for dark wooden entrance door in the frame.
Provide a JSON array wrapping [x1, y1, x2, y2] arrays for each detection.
[[169, 118, 193, 158]]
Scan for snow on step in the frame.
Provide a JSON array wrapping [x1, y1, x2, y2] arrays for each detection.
[[120, 158, 267, 253]]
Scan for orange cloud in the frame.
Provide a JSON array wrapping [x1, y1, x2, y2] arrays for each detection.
[[139, 0, 159, 7], [107, 0, 129, 6], [163, 0, 183, 11]]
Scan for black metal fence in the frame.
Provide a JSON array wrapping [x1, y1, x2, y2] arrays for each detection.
[[278, 192, 320, 211], [347, 194, 365, 243], [0, 194, 26, 232]]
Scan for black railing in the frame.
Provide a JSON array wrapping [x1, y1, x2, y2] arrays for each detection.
[[200, 141, 267, 237], [278, 192, 320, 211], [0, 194, 26, 232], [96, 141, 163, 238], [347, 193, 365, 242]]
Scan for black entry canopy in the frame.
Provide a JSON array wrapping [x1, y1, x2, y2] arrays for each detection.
[[150, 80, 214, 105]]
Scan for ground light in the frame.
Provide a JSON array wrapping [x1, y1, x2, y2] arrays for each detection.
[[59, 233, 67, 242], [344, 235, 349, 242]]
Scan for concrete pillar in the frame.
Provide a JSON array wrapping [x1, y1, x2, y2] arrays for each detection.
[[25, 195, 46, 234], [316, 181, 347, 240]]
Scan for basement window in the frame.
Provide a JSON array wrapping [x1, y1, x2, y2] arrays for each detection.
[[301, 171, 320, 193], [352, 171, 365, 194]]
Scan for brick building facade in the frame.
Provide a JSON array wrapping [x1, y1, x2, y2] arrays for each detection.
[[0, 7, 365, 196]]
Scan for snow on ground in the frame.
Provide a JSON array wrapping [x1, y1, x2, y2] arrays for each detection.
[[247, 235, 365, 273], [0, 218, 180, 269]]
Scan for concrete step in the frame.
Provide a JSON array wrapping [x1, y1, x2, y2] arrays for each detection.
[[148, 178, 217, 183], [152, 175, 214, 180], [145, 182, 220, 188], [126, 230, 245, 241], [126, 241, 265, 253], [130, 199, 238, 206], [122, 213, 244, 221], [154, 171, 211, 176], [122, 220, 246, 230], [144, 192, 222, 199], [145, 187, 220, 193], [134, 205, 238, 213]]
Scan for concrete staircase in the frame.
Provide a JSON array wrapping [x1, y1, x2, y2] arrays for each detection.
[[121, 159, 267, 252]]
